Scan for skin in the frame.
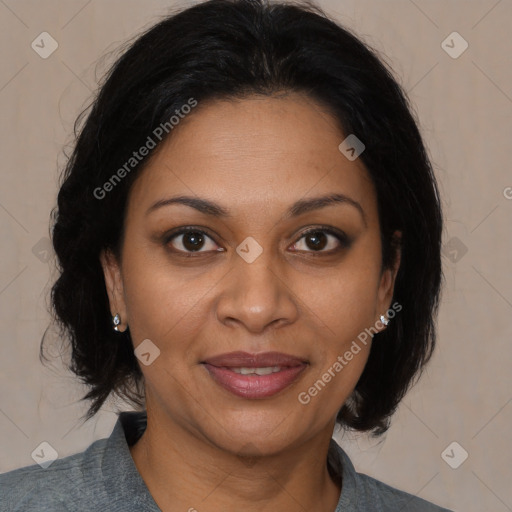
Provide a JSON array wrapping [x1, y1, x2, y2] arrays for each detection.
[[101, 92, 401, 512]]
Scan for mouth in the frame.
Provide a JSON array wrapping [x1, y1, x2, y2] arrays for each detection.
[[201, 351, 309, 399]]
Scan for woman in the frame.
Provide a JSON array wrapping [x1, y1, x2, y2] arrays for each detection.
[[0, 0, 452, 510]]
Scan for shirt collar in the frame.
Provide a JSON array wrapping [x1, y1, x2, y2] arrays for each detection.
[[100, 411, 160, 510]]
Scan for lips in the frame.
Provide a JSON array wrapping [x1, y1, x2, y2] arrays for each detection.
[[201, 351, 308, 399], [202, 351, 308, 368]]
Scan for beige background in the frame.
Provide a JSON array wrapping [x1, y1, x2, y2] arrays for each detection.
[[1, 0, 511, 510]]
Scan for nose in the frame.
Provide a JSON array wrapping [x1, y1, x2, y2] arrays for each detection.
[[215, 248, 299, 334]]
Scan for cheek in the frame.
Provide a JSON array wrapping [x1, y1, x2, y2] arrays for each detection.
[[302, 259, 381, 339], [292, 252, 381, 392], [120, 247, 211, 344], [127, 281, 209, 347]]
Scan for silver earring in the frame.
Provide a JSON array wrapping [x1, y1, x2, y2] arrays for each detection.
[[380, 314, 389, 326], [113, 313, 121, 332]]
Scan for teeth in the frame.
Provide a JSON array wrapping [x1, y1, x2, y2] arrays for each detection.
[[230, 366, 282, 375]]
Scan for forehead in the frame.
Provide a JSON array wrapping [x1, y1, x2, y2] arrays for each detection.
[[127, 93, 377, 221]]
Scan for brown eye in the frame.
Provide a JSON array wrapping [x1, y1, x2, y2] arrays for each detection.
[[304, 231, 328, 251], [291, 227, 351, 253], [165, 229, 220, 253]]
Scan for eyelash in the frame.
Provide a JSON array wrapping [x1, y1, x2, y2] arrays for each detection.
[[162, 225, 351, 257]]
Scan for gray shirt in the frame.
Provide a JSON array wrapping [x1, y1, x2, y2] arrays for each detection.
[[1, 411, 453, 511]]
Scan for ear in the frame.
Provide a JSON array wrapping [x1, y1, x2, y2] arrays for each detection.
[[100, 248, 128, 332], [375, 230, 402, 330]]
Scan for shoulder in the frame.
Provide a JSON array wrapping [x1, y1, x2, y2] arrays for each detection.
[[0, 411, 156, 512], [0, 437, 109, 512], [354, 472, 453, 511], [330, 439, 453, 512]]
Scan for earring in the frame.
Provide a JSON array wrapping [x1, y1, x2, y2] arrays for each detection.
[[112, 313, 121, 332], [380, 314, 389, 326]]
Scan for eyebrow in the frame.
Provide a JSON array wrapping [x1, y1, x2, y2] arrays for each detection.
[[145, 193, 367, 226]]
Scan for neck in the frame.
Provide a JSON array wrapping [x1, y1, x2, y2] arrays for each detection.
[[128, 410, 342, 512]]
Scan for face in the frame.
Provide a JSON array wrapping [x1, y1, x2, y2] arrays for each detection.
[[101, 92, 400, 456]]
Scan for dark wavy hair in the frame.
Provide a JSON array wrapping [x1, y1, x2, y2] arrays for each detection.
[[43, 0, 443, 435]]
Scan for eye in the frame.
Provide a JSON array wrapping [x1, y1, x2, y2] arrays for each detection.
[[165, 228, 221, 254], [163, 225, 351, 256], [290, 227, 350, 253]]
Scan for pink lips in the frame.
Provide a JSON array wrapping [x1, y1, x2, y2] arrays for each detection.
[[202, 351, 308, 399]]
